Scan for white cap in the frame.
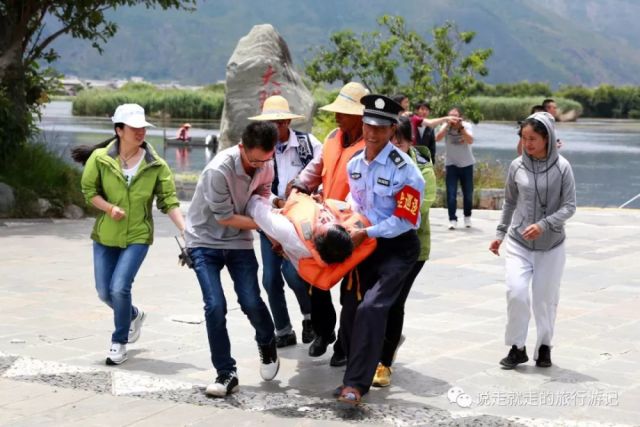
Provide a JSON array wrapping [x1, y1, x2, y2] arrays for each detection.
[[111, 104, 155, 128]]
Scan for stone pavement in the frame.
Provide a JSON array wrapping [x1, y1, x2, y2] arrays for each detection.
[[1, 207, 639, 426]]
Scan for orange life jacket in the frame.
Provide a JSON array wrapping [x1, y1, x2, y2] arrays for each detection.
[[281, 193, 377, 290], [321, 128, 365, 201]]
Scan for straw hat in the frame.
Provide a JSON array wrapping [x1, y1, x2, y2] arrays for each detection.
[[319, 82, 369, 116], [248, 95, 305, 121]]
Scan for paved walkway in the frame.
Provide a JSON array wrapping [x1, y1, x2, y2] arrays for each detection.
[[1, 207, 639, 426]]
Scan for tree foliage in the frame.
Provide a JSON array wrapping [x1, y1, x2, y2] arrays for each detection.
[[305, 15, 492, 122], [557, 84, 640, 118], [0, 0, 195, 163]]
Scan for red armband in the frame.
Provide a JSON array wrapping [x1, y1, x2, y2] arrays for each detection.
[[394, 185, 420, 225]]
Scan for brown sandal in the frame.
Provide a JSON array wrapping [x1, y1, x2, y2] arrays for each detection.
[[337, 385, 362, 406]]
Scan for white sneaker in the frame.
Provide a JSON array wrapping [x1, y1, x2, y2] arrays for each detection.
[[205, 371, 239, 397], [448, 220, 457, 230], [258, 341, 280, 381], [106, 343, 127, 365], [464, 216, 472, 228], [128, 308, 145, 343]]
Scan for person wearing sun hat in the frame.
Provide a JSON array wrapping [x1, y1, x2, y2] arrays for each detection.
[[291, 82, 368, 365], [177, 123, 192, 142], [335, 94, 425, 407], [72, 103, 185, 366], [248, 95, 322, 349]]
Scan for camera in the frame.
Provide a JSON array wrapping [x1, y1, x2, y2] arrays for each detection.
[[175, 236, 194, 269]]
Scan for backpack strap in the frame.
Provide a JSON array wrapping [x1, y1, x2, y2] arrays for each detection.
[[293, 130, 314, 168]]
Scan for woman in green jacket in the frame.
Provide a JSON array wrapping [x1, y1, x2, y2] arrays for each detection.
[[72, 104, 185, 365], [372, 115, 436, 387]]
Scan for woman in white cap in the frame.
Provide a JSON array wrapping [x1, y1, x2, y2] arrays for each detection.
[[72, 103, 185, 365]]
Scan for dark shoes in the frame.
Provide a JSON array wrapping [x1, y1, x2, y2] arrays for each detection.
[[301, 319, 315, 344], [275, 331, 297, 348], [309, 332, 336, 357], [536, 344, 552, 368], [330, 349, 347, 367], [500, 345, 529, 369]]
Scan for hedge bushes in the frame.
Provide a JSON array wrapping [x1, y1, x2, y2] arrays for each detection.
[[471, 96, 582, 121], [557, 85, 640, 119]]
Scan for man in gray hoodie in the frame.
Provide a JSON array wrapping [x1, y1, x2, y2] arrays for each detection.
[[489, 112, 576, 369]]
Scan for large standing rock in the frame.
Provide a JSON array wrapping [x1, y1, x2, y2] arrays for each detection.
[[63, 204, 85, 219], [219, 24, 314, 149], [0, 182, 15, 216]]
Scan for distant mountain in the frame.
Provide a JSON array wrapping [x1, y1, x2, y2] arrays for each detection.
[[47, 0, 640, 87]]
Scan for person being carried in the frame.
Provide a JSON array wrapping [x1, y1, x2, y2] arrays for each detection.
[[246, 192, 377, 290]]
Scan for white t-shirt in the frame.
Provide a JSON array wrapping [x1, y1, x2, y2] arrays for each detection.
[[122, 156, 143, 186]]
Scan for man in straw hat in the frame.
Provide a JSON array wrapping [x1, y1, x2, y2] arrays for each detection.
[[335, 94, 424, 406], [291, 82, 368, 365], [248, 95, 322, 349]]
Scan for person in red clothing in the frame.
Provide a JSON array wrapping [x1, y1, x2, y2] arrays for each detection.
[[177, 123, 191, 141], [409, 101, 459, 163]]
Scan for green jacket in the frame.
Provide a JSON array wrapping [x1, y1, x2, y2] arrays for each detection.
[[81, 140, 180, 248], [410, 146, 436, 261]]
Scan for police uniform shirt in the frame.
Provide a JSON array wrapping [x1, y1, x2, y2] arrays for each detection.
[[274, 130, 322, 198], [346, 142, 425, 239]]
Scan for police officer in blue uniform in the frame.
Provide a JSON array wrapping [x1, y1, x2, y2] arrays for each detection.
[[336, 94, 425, 405]]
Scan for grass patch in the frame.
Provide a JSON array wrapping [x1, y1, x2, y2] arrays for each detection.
[[430, 158, 506, 208], [0, 142, 86, 217], [73, 83, 225, 120]]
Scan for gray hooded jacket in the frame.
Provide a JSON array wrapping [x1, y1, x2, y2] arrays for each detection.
[[496, 112, 576, 251]]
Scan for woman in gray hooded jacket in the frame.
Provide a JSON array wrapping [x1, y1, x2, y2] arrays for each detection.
[[489, 112, 576, 369]]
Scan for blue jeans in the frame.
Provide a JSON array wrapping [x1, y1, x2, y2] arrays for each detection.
[[189, 247, 275, 375], [259, 232, 311, 335], [445, 164, 474, 221], [93, 242, 149, 344]]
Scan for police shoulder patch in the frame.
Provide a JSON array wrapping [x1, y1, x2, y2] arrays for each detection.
[[388, 150, 407, 169]]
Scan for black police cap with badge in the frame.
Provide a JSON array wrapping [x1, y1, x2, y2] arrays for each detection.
[[360, 94, 403, 127]]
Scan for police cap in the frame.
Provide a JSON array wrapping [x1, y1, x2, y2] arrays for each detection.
[[360, 94, 403, 127]]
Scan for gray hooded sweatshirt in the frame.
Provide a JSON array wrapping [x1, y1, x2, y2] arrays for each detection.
[[496, 112, 576, 251]]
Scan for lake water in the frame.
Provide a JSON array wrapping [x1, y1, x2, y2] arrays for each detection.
[[38, 101, 640, 208]]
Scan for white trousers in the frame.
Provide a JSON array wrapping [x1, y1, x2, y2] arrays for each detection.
[[504, 237, 565, 360]]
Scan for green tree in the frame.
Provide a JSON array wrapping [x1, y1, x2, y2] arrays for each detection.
[[305, 15, 492, 122], [0, 0, 195, 164]]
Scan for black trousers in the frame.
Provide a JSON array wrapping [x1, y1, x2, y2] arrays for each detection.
[[380, 260, 425, 366], [340, 230, 420, 394], [309, 283, 345, 356]]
